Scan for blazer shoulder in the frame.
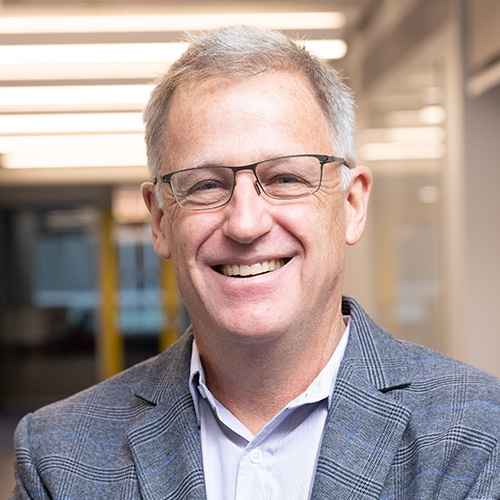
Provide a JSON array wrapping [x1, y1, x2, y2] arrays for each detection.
[[13, 330, 197, 499], [343, 295, 500, 413], [398, 337, 500, 386], [17, 328, 194, 443]]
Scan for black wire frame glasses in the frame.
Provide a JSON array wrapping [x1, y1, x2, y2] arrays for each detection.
[[154, 154, 351, 211]]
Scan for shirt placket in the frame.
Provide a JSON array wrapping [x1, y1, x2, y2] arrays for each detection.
[[235, 436, 274, 500]]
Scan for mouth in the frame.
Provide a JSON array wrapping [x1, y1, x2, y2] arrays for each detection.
[[214, 258, 289, 278]]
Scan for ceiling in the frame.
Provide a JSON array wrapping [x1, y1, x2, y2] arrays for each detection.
[[0, 0, 381, 189]]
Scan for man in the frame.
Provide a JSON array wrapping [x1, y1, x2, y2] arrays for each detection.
[[12, 25, 500, 499]]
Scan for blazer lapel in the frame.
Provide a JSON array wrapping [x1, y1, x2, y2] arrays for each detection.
[[311, 364, 411, 499], [125, 298, 412, 499], [127, 330, 207, 500], [310, 297, 413, 500]]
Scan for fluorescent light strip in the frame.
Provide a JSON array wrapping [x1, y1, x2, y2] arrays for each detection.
[[3, 151, 146, 169], [0, 133, 146, 168], [0, 133, 144, 151], [386, 107, 446, 127], [0, 39, 346, 66], [359, 127, 445, 143], [0, 62, 168, 81], [0, 85, 151, 112], [419, 106, 446, 125], [0, 39, 346, 81], [0, 43, 188, 65], [301, 40, 347, 59], [0, 112, 143, 135], [0, 12, 345, 33], [360, 142, 446, 161]]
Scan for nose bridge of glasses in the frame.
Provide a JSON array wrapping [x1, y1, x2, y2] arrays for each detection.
[[232, 165, 262, 197]]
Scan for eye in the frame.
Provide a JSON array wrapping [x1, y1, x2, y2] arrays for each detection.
[[266, 173, 312, 188], [271, 174, 306, 184], [187, 179, 227, 196], [193, 180, 223, 191]]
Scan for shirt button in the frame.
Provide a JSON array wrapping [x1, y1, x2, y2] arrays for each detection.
[[250, 449, 263, 464]]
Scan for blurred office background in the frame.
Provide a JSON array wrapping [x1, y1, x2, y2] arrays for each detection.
[[1, 0, 499, 493]]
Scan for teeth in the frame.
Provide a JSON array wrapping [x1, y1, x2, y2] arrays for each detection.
[[221, 259, 285, 277], [240, 265, 251, 276]]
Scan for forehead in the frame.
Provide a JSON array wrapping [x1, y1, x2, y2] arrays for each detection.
[[163, 70, 332, 168], [169, 70, 323, 122]]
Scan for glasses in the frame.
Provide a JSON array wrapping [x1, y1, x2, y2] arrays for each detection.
[[154, 154, 350, 211]]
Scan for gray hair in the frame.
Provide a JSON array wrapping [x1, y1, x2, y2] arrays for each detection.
[[143, 24, 355, 192]]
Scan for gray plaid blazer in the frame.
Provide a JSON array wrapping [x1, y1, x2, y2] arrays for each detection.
[[11, 297, 500, 499]]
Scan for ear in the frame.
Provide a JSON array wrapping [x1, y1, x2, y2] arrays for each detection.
[[141, 182, 171, 259], [345, 166, 372, 246]]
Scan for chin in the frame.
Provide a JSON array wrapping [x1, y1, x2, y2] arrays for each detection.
[[222, 318, 291, 346]]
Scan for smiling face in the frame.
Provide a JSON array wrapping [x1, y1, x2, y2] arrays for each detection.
[[143, 70, 371, 355]]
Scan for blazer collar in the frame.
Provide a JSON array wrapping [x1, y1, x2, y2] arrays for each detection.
[[310, 296, 413, 499], [131, 297, 411, 404], [341, 296, 414, 392], [127, 298, 412, 499], [128, 328, 207, 499], [132, 327, 194, 405]]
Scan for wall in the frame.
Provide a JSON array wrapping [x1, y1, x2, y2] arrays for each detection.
[[462, 83, 500, 377], [347, 0, 500, 377]]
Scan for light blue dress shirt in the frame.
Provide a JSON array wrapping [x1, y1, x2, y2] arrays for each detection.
[[189, 319, 350, 500]]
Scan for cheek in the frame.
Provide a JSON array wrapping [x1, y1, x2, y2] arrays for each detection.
[[167, 219, 195, 259], [303, 187, 346, 230], [165, 211, 221, 262], [159, 207, 190, 262], [309, 205, 348, 289]]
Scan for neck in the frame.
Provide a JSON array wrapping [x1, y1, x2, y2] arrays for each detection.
[[193, 309, 346, 435]]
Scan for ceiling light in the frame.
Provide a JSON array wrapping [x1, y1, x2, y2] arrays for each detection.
[[3, 152, 146, 169], [0, 12, 346, 34], [385, 107, 446, 127], [301, 40, 347, 60], [0, 40, 345, 66], [0, 61, 168, 81], [0, 133, 144, 152], [0, 112, 143, 135], [0, 133, 146, 169], [359, 127, 445, 143], [360, 142, 446, 161], [418, 106, 446, 125], [0, 37, 347, 82], [0, 85, 151, 112], [0, 43, 188, 65]]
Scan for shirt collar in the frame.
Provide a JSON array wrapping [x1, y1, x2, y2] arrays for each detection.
[[189, 317, 351, 425], [189, 340, 205, 426]]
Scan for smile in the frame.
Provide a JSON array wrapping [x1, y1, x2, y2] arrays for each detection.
[[218, 258, 287, 277]]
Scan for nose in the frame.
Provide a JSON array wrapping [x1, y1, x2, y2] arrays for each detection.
[[222, 172, 273, 244]]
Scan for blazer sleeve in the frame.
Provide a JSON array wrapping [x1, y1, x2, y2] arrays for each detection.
[[10, 414, 51, 500], [465, 441, 500, 499]]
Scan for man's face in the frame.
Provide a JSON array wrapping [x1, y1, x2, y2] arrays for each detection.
[[144, 70, 370, 349]]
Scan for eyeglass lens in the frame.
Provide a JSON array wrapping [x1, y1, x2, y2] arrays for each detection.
[[170, 155, 323, 209]]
